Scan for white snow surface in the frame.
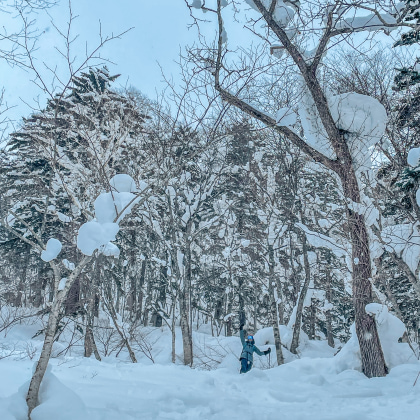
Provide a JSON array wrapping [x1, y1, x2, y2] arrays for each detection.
[[40, 239, 62, 262], [0, 312, 419, 420]]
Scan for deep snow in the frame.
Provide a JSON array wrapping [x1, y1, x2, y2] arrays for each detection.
[[0, 314, 419, 420]]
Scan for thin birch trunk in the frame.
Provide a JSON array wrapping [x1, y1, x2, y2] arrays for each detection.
[[84, 271, 101, 361], [268, 244, 284, 365], [290, 235, 311, 355], [104, 283, 137, 363], [171, 302, 176, 364], [26, 256, 91, 417], [325, 270, 335, 348]]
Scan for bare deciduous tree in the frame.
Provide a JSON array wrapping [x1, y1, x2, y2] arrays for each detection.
[[184, 0, 416, 377]]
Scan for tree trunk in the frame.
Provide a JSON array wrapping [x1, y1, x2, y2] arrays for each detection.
[[268, 244, 284, 365], [136, 258, 147, 322], [171, 302, 176, 364], [84, 266, 101, 361], [226, 291, 233, 337], [128, 229, 137, 320], [309, 298, 316, 340], [336, 159, 388, 377], [179, 228, 193, 366], [104, 282, 137, 363], [179, 291, 193, 366], [290, 235, 311, 354], [348, 209, 388, 377], [143, 278, 153, 327], [26, 256, 91, 417], [325, 270, 335, 348], [26, 295, 61, 416]]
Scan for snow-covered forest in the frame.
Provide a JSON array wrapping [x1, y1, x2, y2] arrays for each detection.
[[1, 1, 420, 419]]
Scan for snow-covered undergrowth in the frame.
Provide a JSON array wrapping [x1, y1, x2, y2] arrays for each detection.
[[0, 307, 419, 420]]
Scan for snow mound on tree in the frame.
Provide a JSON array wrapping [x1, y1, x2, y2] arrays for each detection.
[[77, 221, 119, 256], [5, 364, 87, 420], [334, 304, 414, 372], [40, 238, 62, 262], [77, 174, 141, 256], [328, 92, 387, 140], [254, 325, 310, 350], [407, 147, 420, 167], [245, 0, 295, 27], [31, 369, 87, 420], [298, 89, 387, 171], [109, 174, 137, 193]]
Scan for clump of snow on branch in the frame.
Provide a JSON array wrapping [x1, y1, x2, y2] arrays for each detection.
[[58, 278, 67, 291], [77, 221, 120, 257], [245, 0, 295, 27], [57, 212, 72, 223], [41, 238, 62, 262], [407, 147, 420, 168], [276, 107, 297, 126], [298, 88, 387, 171], [110, 174, 138, 193], [335, 11, 398, 35], [190, 0, 202, 9], [77, 174, 140, 257], [62, 259, 75, 271], [328, 93, 387, 141]]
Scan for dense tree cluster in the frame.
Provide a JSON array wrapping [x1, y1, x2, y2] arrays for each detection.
[[2, 1, 420, 415]]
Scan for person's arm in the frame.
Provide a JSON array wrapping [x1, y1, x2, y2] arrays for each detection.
[[253, 345, 264, 356], [254, 346, 271, 356]]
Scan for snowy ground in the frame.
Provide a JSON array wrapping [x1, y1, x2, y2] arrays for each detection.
[[1, 313, 420, 419]]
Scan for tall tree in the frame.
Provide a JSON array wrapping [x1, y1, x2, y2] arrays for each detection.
[[184, 0, 413, 377]]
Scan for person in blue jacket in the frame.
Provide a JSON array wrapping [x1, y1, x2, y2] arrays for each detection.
[[239, 324, 271, 373]]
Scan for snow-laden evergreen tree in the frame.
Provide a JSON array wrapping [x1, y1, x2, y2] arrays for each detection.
[[394, 0, 420, 90], [0, 67, 151, 384]]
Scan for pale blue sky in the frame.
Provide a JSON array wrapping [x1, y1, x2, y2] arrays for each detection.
[[1, 0, 215, 128], [0, 0, 411, 132]]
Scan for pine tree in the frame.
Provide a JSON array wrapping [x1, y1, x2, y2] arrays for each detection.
[[394, 1, 420, 90], [0, 67, 148, 311]]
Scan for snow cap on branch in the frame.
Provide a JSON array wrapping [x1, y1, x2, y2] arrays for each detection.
[[41, 238, 62, 262], [245, 0, 295, 28], [77, 174, 139, 257]]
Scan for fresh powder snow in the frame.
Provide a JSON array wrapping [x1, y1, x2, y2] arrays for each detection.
[[0, 310, 418, 420]]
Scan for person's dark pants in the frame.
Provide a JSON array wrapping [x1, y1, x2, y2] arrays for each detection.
[[240, 358, 252, 374]]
